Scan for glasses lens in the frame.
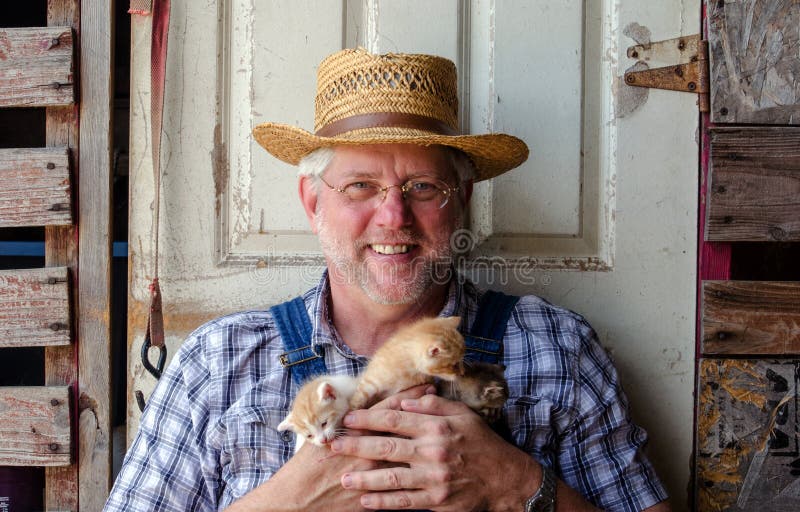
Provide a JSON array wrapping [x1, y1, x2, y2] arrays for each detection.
[[341, 181, 382, 201]]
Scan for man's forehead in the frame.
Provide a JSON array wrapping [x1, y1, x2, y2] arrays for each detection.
[[327, 143, 455, 176]]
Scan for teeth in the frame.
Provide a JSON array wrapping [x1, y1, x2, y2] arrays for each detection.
[[372, 244, 411, 255]]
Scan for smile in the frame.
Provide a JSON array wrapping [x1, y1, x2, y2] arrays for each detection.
[[370, 244, 414, 255]]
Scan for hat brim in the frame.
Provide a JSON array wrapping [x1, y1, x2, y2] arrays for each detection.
[[252, 123, 529, 182]]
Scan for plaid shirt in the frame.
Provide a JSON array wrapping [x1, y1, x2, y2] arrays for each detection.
[[105, 272, 667, 511]]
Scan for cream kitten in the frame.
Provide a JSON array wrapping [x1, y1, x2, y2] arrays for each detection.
[[277, 374, 358, 452], [349, 316, 465, 410]]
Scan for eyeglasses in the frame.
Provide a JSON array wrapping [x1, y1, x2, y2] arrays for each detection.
[[319, 175, 460, 209]]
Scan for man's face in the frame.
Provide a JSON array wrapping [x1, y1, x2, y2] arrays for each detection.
[[308, 144, 467, 305]]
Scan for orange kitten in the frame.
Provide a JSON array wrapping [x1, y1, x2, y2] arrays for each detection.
[[349, 316, 465, 410], [277, 374, 358, 452]]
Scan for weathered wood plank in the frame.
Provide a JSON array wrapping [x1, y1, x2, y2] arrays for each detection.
[[696, 359, 800, 511], [45, 1, 80, 508], [77, 0, 115, 507], [706, 127, 800, 242], [0, 267, 71, 347], [702, 281, 800, 355], [0, 27, 75, 107], [0, 147, 72, 227], [0, 386, 71, 466], [708, 0, 800, 124]]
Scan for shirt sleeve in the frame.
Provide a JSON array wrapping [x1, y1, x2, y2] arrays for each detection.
[[103, 337, 218, 512], [558, 319, 668, 512]]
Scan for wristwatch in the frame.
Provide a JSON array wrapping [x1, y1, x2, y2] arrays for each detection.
[[524, 464, 557, 512]]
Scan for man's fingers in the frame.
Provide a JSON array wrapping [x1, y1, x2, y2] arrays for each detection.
[[370, 384, 437, 411], [344, 408, 433, 437], [341, 467, 424, 492], [331, 432, 417, 462], [358, 489, 451, 511], [400, 392, 471, 417]]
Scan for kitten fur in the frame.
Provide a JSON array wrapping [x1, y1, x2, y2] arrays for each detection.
[[349, 316, 465, 410], [438, 361, 509, 422], [277, 374, 358, 452]]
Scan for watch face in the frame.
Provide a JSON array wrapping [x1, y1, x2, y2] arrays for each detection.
[[525, 466, 557, 512]]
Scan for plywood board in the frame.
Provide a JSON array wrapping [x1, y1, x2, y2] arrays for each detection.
[[0, 386, 71, 466], [706, 127, 800, 242], [697, 359, 800, 511], [0, 27, 75, 107], [702, 281, 800, 355], [708, 0, 800, 124], [0, 147, 72, 227], [0, 267, 71, 347]]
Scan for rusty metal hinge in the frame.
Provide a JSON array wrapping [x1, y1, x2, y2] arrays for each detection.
[[623, 34, 709, 112]]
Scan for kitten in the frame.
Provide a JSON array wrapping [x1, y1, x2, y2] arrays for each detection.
[[438, 361, 509, 422], [277, 374, 358, 452], [349, 316, 465, 410]]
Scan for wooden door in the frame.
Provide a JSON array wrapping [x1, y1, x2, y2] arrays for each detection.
[[128, 1, 700, 506]]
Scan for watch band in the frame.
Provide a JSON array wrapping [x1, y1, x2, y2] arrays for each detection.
[[524, 464, 557, 512]]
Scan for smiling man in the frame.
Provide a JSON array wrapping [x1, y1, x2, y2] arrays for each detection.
[[105, 49, 671, 512]]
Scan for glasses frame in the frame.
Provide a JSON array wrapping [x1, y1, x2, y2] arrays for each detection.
[[318, 174, 461, 210]]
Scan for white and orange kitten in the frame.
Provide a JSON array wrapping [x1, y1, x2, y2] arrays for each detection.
[[349, 316, 465, 410], [277, 374, 358, 452]]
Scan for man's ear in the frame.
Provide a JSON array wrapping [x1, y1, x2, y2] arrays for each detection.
[[298, 175, 320, 233]]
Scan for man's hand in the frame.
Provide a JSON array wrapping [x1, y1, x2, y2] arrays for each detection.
[[331, 394, 538, 511], [225, 385, 434, 512]]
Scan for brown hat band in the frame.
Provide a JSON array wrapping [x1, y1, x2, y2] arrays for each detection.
[[315, 112, 458, 138]]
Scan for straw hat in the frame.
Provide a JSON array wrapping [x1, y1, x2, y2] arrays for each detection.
[[252, 48, 529, 182]]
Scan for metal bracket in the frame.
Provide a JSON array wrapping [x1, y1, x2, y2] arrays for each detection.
[[624, 34, 709, 112]]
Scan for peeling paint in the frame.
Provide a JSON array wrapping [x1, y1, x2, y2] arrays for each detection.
[[212, 123, 229, 218], [622, 22, 651, 46]]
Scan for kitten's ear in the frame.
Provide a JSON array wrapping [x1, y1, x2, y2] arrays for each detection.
[[277, 414, 294, 432], [443, 316, 461, 329], [317, 381, 337, 402]]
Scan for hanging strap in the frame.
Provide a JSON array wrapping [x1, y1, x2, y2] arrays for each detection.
[[133, 0, 171, 411], [271, 297, 327, 386], [273, 290, 520, 385]]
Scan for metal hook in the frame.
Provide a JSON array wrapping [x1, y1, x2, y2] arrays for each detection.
[[141, 333, 167, 379]]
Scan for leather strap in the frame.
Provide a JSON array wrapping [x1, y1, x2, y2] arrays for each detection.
[[315, 112, 458, 138]]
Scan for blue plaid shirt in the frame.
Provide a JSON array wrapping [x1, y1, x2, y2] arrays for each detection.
[[105, 273, 667, 511]]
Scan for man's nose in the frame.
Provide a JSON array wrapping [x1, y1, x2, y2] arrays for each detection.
[[373, 186, 413, 228]]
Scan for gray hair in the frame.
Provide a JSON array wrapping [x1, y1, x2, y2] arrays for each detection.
[[297, 145, 476, 183]]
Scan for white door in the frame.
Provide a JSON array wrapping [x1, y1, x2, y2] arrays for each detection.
[[128, 1, 698, 506]]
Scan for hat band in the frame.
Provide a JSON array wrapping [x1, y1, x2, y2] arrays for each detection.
[[315, 112, 458, 138]]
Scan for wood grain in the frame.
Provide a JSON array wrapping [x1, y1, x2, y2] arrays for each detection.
[[696, 359, 800, 511], [0, 147, 72, 227], [77, 0, 115, 507], [0, 386, 71, 466], [702, 280, 800, 355], [45, 0, 80, 508], [708, 0, 800, 124], [0, 27, 75, 107], [0, 267, 71, 347], [706, 127, 800, 242]]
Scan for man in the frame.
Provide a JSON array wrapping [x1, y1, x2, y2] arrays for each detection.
[[106, 48, 670, 511]]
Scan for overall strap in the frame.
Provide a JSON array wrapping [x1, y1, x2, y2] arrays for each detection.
[[271, 297, 327, 386], [464, 290, 521, 363]]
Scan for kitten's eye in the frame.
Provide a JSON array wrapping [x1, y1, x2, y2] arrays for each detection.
[[307, 434, 313, 439], [321, 421, 328, 428]]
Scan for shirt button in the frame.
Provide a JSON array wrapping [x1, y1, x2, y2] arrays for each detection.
[[281, 431, 293, 443]]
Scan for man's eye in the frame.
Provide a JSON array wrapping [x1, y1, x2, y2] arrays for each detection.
[[410, 181, 436, 191], [348, 181, 372, 190]]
